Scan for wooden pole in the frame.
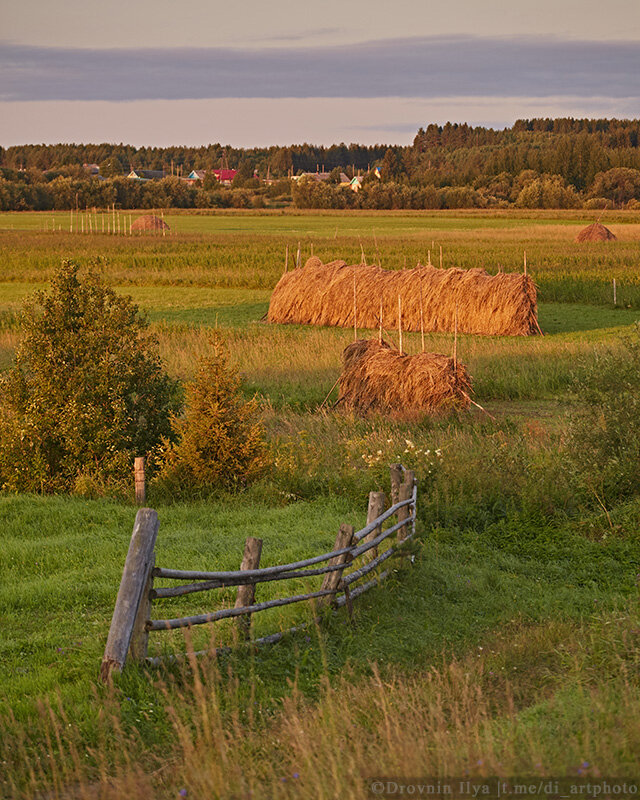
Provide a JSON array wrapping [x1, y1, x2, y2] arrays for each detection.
[[360, 243, 366, 265], [453, 305, 458, 371], [613, 278, 617, 306], [427, 250, 431, 265], [134, 457, 146, 506], [284, 244, 289, 273], [319, 524, 354, 607], [379, 294, 383, 344], [70, 209, 73, 233], [419, 276, 425, 352], [524, 250, 527, 276], [397, 470, 415, 543], [365, 491, 386, 562], [398, 295, 403, 354], [235, 537, 263, 640], [296, 241, 301, 268], [101, 508, 159, 680], [439, 245, 443, 269], [353, 268, 358, 341], [311, 242, 314, 256]]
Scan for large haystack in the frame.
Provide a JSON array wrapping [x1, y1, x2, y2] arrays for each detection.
[[338, 338, 472, 414], [268, 258, 538, 336], [131, 214, 170, 233], [576, 222, 616, 242]]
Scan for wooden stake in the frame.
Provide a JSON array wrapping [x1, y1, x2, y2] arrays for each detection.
[[439, 245, 443, 269], [379, 294, 383, 344], [398, 295, 403, 353], [353, 268, 358, 341], [134, 457, 146, 505], [70, 209, 73, 233], [284, 244, 289, 273], [296, 241, 301, 268], [397, 471, 415, 543], [524, 250, 527, 276], [311, 242, 314, 256], [613, 278, 617, 306], [427, 250, 431, 265], [319, 524, 354, 607], [360, 243, 366, 265], [419, 276, 425, 352], [365, 491, 386, 562], [235, 537, 263, 640], [453, 305, 458, 371], [389, 464, 404, 508]]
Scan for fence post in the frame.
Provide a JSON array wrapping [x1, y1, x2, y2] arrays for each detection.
[[389, 463, 403, 508], [129, 552, 154, 663], [365, 491, 386, 561], [134, 457, 146, 506], [397, 469, 415, 543], [101, 508, 159, 681], [320, 523, 355, 606], [235, 537, 263, 640]]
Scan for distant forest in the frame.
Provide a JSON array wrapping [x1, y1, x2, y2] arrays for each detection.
[[2, 118, 640, 211]]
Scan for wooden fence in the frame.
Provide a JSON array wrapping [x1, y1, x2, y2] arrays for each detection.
[[101, 464, 417, 681]]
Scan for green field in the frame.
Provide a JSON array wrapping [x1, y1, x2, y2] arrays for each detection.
[[1, 210, 640, 798]]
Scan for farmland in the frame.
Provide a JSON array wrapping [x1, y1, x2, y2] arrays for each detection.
[[1, 209, 640, 798]]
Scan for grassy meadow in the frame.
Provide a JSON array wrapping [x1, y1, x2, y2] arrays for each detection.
[[1, 209, 640, 798]]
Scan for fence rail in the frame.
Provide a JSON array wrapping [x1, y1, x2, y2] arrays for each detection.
[[101, 464, 417, 681]]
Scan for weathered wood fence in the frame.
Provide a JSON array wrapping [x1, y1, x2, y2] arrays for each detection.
[[101, 465, 417, 681]]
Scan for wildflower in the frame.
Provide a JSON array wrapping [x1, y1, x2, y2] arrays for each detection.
[[179, 790, 188, 797]]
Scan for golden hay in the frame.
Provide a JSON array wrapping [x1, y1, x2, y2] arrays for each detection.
[[337, 338, 472, 414], [575, 222, 617, 242], [131, 214, 170, 232], [268, 258, 538, 336]]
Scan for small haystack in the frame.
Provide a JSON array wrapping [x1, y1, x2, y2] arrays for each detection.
[[131, 214, 170, 233], [268, 257, 538, 336], [576, 222, 616, 242], [337, 339, 472, 414]]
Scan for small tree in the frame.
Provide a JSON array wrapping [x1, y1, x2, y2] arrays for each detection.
[[155, 333, 269, 498], [0, 260, 178, 493]]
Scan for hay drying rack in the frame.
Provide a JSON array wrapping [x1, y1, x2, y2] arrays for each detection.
[[101, 465, 417, 681]]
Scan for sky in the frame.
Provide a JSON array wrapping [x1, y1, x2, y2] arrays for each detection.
[[0, 0, 639, 148]]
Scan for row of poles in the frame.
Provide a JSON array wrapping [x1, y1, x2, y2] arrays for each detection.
[[37, 206, 169, 236]]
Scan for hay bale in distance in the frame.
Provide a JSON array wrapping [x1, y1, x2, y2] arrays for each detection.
[[268, 258, 538, 336], [575, 222, 616, 242], [338, 339, 472, 415], [131, 214, 170, 233]]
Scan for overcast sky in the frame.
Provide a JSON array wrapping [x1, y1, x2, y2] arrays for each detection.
[[1, 0, 639, 147]]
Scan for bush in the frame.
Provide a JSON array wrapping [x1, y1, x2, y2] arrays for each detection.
[[567, 327, 640, 506], [0, 260, 178, 494], [154, 332, 269, 498]]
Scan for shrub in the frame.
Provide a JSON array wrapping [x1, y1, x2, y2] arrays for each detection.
[[567, 327, 640, 506], [0, 260, 178, 493], [154, 332, 269, 498]]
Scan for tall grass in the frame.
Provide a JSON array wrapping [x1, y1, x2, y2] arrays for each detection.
[[1, 212, 640, 305], [3, 606, 638, 798]]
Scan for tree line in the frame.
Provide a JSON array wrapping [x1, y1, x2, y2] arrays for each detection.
[[2, 118, 640, 211]]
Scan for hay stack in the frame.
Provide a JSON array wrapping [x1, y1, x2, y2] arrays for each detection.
[[268, 258, 538, 336], [575, 222, 616, 242], [131, 214, 170, 233], [338, 339, 472, 414]]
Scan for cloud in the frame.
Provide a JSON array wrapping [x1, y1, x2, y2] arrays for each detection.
[[1, 35, 638, 102]]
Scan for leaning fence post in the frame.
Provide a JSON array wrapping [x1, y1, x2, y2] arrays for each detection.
[[320, 524, 355, 606], [235, 537, 263, 640], [134, 457, 146, 506], [101, 508, 159, 681], [365, 491, 386, 562], [397, 470, 415, 543]]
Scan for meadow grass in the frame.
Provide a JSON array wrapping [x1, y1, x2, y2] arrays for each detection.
[[1, 210, 640, 307], [2, 209, 640, 796]]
